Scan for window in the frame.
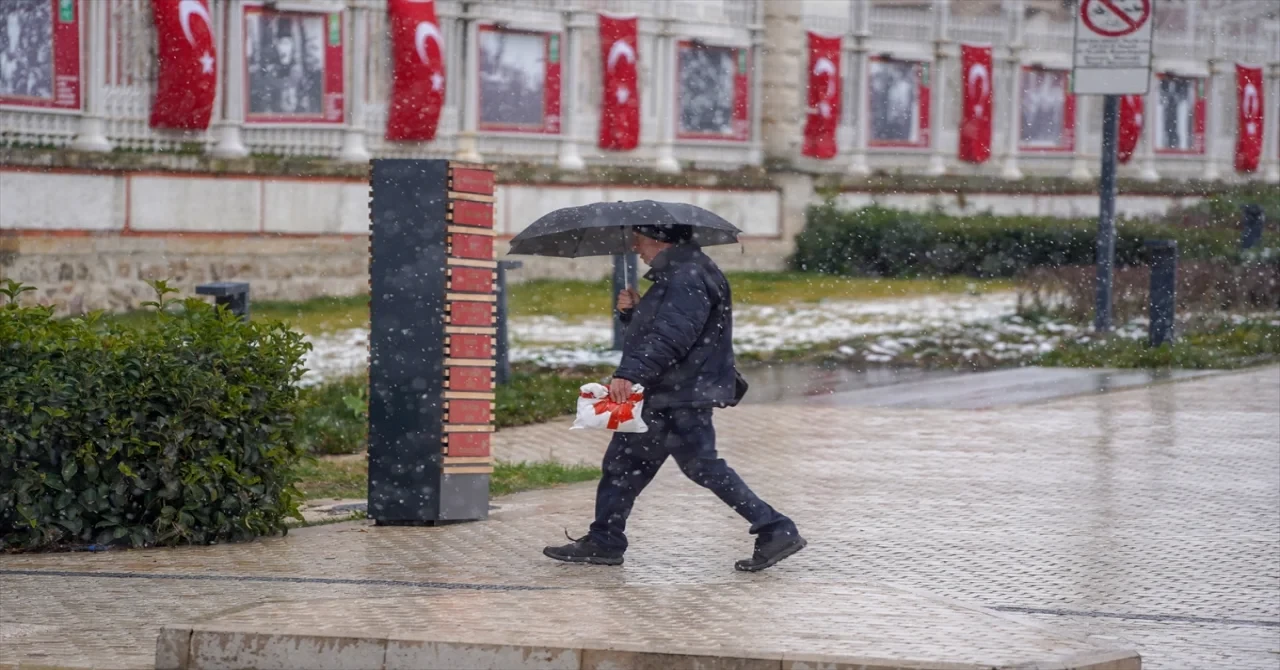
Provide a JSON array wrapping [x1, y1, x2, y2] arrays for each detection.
[[867, 57, 930, 148], [1154, 74, 1206, 154], [0, 0, 80, 110], [1018, 67, 1074, 151], [244, 5, 345, 124], [676, 41, 750, 141], [476, 26, 561, 134]]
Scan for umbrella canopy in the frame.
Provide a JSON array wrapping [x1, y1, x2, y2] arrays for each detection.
[[507, 200, 742, 258]]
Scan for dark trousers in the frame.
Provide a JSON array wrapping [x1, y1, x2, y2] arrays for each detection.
[[588, 407, 795, 553]]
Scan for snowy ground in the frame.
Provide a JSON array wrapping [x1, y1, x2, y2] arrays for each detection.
[[298, 293, 1280, 386], [303, 292, 1018, 385]]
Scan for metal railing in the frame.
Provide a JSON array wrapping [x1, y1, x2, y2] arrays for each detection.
[[1, 0, 1276, 182]]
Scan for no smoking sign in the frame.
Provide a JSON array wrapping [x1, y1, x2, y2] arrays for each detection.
[[1073, 0, 1154, 94]]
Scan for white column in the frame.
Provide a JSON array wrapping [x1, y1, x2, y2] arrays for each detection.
[[1265, 62, 1280, 183], [747, 37, 765, 166], [835, 17, 855, 164], [71, 0, 111, 152], [925, 0, 950, 176], [1138, 78, 1160, 181], [1000, 49, 1023, 180], [1202, 62, 1222, 181], [340, 4, 370, 163], [1202, 18, 1223, 181], [653, 19, 679, 174], [999, 0, 1024, 180], [846, 0, 870, 176], [212, 0, 248, 158], [556, 12, 586, 171], [454, 16, 483, 163], [1069, 94, 1091, 180]]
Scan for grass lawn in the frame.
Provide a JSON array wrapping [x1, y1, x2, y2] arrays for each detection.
[[126, 274, 1010, 335], [1038, 318, 1280, 369], [293, 457, 599, 501]]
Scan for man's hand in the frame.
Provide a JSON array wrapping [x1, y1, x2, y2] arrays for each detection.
[[609, 377, 634, 404], [616, 287, 640, 312]]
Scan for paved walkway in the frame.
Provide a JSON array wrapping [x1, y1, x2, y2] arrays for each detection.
[[2, 367, 1278, 669]]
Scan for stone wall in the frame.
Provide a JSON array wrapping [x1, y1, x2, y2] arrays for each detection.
[[1, 147, 1239, 315]]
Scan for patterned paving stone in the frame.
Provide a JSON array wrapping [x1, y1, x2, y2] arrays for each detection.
[[1, 367, 1276, 669]]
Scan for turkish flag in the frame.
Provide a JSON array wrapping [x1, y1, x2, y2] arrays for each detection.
[[599, 13, 639, 151], [149, 0, 217, 130], [802, 32, 841, 159], [1235, 64, 1264, 173], [386, 0, 446, 141], [1116, 94, 1143, 164], [958, 44, 993, 164]]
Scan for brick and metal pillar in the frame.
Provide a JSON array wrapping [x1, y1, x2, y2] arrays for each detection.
[[367, 159, 497, 525]]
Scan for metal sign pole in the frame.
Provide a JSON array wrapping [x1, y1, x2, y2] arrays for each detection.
[[1094, 95, 1119, 333]]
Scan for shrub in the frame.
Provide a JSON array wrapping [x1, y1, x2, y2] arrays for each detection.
[[1018, 257, 1280, 324], [1157, 185, 1280, 230], [0, 280, 310, 551], [790, 203, 1272, 278]]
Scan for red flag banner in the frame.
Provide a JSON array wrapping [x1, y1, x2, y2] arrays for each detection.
[[958, 43, 993, 164], [386, 0, 445, 141], [1235, 63, 1264, 173], [802, 31, 841, 160], [598, 12, 639, 151], [150, 0, 217, 130], [1116, 94, 1143, 164]]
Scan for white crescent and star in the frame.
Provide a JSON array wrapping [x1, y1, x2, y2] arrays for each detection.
[[967, 62, 989, 118], [177, 0, 214, 75], [812, 57, 837, 105], [607, 39, 636, 105], [1242, 82, 1260, 136]]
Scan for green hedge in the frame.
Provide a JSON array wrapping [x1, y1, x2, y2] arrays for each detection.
[[0, 281, 310, 551], [790, 204, 1269, 278]]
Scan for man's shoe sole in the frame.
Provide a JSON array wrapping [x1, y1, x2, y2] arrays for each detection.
[[542, 548, 623, 566], [734, 537, 807, 572]]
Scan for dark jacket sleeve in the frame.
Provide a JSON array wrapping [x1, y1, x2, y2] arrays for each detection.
[[613, 268, 711, 386]]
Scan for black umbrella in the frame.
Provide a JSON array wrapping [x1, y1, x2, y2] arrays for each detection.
[[507, 200, 742, 258]]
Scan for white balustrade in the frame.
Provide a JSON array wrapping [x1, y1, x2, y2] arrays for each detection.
[[0, 0, 1273, 182]]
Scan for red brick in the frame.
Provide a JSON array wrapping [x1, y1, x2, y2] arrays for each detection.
[[446, 399, 492, 425], [445, 432, 490, 457], [447, 301, 494, 326], [450, 201, 494, 228], [446, 367, 492, 392], [450, 168, 494, 195], [450, 233, 494, 260], [448, 267, 494, 294], [448, 334, 493, 360]]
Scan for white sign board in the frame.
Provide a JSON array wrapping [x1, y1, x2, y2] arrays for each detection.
[[1072, 0, 1154, 95]]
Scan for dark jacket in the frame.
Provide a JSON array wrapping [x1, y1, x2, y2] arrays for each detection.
[[613, 244, 738, 410]]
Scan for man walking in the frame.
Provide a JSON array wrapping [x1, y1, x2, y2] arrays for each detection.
[[543, 224, 805, 572]]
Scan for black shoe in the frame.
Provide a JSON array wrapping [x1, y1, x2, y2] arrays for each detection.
[[543, 531, 624, 566], [734, 532, 806, 572]]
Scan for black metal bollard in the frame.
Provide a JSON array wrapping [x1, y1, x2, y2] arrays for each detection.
[[1241, 204, 1265, 250], [495, 260, 522, 385], [195, 281, 250, 321], [1145, 240, 1178, 348], [611, 252, 639, 351]]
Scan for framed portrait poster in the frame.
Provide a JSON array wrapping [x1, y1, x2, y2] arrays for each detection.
[[1154, 74, 1206, 154], [1018, 67, 1075, 152], [867, 57, 930, 148], [0, 0, 80, 110], [676, 41, 750, 141], [477, 25, 561, 134], [243, 4, 345, 124]]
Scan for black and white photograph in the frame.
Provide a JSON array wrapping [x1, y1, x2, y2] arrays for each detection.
[[1156, 75, 1196, 151], [678, 44, 736, 136], [0, 0, 53, 100], [246, 12, 325, 117], [478, 29, 547, 129], [868, 59, 918, 144], [1019, 69, 1067, 147]]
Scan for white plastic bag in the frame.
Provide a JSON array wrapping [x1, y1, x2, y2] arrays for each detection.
[[571, 383, 648, 433]]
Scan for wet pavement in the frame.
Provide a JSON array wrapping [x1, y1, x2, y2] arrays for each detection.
[[1, 367, 1278, 669]]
